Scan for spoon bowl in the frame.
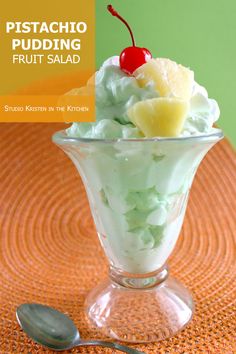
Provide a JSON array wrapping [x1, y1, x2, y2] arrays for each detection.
[[16, 303, 80, 350]]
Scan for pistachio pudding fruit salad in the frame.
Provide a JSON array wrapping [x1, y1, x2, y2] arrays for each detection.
[[53, 5, 223, 342], [65, 7, 220, 274]]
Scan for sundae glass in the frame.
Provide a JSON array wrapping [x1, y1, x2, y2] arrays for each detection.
[[53, 5, 223, 342]]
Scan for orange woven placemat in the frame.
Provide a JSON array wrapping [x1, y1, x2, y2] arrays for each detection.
[[0, 123, 235, 354]]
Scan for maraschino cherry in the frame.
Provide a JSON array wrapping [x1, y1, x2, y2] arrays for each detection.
[[107, 5, 152, 75]]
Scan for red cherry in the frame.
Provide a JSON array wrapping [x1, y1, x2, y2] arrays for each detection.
[[120, 47, 152, 75], [107, 5, 152, 75]]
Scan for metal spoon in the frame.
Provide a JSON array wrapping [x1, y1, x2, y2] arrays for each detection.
[[16, 304, 145, 353]]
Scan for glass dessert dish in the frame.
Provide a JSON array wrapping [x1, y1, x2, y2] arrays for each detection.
[[53, 128, 223, 343]]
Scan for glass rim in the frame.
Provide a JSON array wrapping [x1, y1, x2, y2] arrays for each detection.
[[52, 127, 224, 145]]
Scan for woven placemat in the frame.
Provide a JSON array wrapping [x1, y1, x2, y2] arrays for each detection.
[[0, 123, 235, 354]]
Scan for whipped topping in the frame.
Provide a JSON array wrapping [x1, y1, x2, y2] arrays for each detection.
[[67, 56, 220, 138]]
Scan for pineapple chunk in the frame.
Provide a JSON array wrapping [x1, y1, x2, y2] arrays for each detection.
[[127, 97, 189, 137], [134, 58, 194, 100]]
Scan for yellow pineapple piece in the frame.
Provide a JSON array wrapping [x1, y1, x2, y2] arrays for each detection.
[[127, 97, 189, 137], [134, 58, 194, 100]]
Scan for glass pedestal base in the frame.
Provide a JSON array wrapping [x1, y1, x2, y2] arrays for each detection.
[[85, 267, 194, 343]]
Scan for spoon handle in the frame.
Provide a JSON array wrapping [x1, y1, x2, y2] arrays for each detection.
[[78, 340, 145, 353]]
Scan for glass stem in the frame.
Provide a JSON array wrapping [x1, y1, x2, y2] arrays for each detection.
[[109, 265, 169, 289]]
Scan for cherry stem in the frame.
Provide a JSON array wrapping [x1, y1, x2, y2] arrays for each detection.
[[107, 5, 136, 47]]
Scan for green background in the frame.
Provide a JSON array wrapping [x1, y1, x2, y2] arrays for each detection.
[[96, 0, 236, 147]]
